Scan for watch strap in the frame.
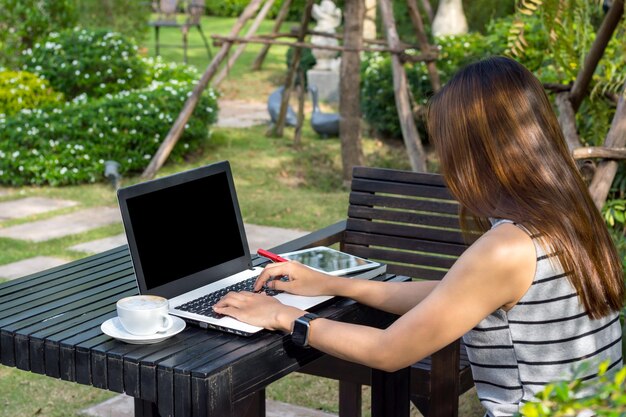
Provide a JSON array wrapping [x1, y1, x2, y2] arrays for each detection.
[[292, 312, 320, 347]]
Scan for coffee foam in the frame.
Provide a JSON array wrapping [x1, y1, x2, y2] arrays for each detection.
[[118, 295, 167, 310]]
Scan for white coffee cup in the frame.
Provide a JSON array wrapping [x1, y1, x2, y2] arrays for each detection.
[[116, 295, 174, 336]]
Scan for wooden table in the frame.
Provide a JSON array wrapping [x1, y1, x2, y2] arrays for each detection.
[[0, 245, 410, 417]]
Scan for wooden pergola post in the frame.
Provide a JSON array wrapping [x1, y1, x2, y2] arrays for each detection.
[[213, 0, 276, 87], [251, 0, 294, 71], [407, 0, 440, 91], [340, 0, 366, 182], [589, 84, 626, 209], [142, 0, 265, 180], [379, 0, 428, 172], [270, 0, 314, 137]]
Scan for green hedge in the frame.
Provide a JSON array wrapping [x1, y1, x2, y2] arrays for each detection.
[[21, 28, 148, 99], [518, 360, 626, 416], [360, 32, 493, 139], [0, 70, 63, 116], [0, 80, 218, 186], [0, 0, 77, 67]]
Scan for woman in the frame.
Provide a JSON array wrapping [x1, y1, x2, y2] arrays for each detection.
[[214, 56, 624, 415]]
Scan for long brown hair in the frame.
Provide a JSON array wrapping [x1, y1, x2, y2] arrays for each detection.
[[427, 56, 623, 318]]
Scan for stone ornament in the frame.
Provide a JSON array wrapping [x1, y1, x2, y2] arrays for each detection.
[[310, 0, 342, 71]]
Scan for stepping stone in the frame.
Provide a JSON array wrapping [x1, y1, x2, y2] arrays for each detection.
[[69, 234, 128, 254], [244, 223, 308, 254], [81, 394, 337, 417], [0, 197, 77, 220], [217, 100, 269, 128], [0, 207, 121, 242], [0, 256, 68, 280]]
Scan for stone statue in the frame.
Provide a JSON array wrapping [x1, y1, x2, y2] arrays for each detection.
[[310, 0, 342, 71], [431, 0, 468, 37]]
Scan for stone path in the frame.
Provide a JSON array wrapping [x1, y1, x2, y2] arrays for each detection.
[[68, 234, 127, 254], [82, 394, 337, 417], [0, 197, 77, 220], [0, 206, 121, 242], [0, 256, 69, 280], [217, 99, 269, 128]]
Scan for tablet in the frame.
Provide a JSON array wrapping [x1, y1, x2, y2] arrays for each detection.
[[279, 246, 381, 276]]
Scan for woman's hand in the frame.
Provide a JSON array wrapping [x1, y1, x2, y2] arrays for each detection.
[[253, 261, 336, 296], [212, 291, 303, 332]]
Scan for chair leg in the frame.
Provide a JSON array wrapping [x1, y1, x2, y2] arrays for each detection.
[[182, 27, 189, 64], [197, 24, 213, 59], [428, 340, 461, 417], [339, 381, 362, 417], [154, 26, 160, 57], [371, 367, 410, 417]]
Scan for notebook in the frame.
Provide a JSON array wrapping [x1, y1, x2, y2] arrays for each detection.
[[117, 161, 385, 336]]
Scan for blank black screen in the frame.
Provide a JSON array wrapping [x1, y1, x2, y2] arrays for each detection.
[[125, 172, 245, 290]]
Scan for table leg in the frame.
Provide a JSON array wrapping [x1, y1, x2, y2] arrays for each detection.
[[371, 367, 410, 417], [134, 398, 162, 417]]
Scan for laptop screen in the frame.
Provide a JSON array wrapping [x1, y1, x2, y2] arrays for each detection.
[[117, 161, 251, 298]]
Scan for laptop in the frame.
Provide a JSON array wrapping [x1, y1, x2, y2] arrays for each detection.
[[117, 161, 383, 336]]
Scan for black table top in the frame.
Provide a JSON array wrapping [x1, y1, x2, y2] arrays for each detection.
[[0, 245, 401, 416]]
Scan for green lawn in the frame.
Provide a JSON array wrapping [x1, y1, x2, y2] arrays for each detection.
[[0, 13, 483, 417], [140, 14, 297, 102]]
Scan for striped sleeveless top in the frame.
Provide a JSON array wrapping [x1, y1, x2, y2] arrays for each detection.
[[462, 219, 623, 417]]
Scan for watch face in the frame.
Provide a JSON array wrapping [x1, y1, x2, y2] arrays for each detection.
[[292, 317, 309, 347]]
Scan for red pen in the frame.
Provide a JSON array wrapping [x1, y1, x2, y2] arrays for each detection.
[[257, 248, 288, 263]]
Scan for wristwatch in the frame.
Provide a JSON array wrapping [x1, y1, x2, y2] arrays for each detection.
[[291, 313, 320, 347]]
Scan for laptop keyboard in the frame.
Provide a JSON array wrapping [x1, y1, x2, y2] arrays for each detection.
[[175, 276, 281, 319]]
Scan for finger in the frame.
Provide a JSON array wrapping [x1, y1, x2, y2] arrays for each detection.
[[269, 276, 291, 292], [214, 291, 245, 308], [255, 263, 290, 291], [211, 305, 240, 319]]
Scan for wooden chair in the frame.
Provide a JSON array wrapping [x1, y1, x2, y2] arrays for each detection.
[[271, 166, 476, 416], [149, 0, 212, 64]]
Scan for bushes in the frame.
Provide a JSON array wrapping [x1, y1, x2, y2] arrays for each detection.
[[0, 29, 219, 187], [0, 70, 63, 116], [0, 0, 77, 68], [360, 33, 491, 139], [21, 28, 148, 99], [0, 80, 218, 186], [76, 0, 151, 43], [519, 361, 626, 416]]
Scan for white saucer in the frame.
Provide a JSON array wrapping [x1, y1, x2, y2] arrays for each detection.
[[101, 316, 186, 344]]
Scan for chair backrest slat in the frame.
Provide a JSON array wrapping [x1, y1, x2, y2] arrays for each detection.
[[344, 230, 467, 257], [349, 192, 459, 215], [347, 206, 461, 229], [346, 167, 472, 281]]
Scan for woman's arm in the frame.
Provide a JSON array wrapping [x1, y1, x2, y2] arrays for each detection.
[[215, 224, 535, 372], [254, 260, 439, 315]]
